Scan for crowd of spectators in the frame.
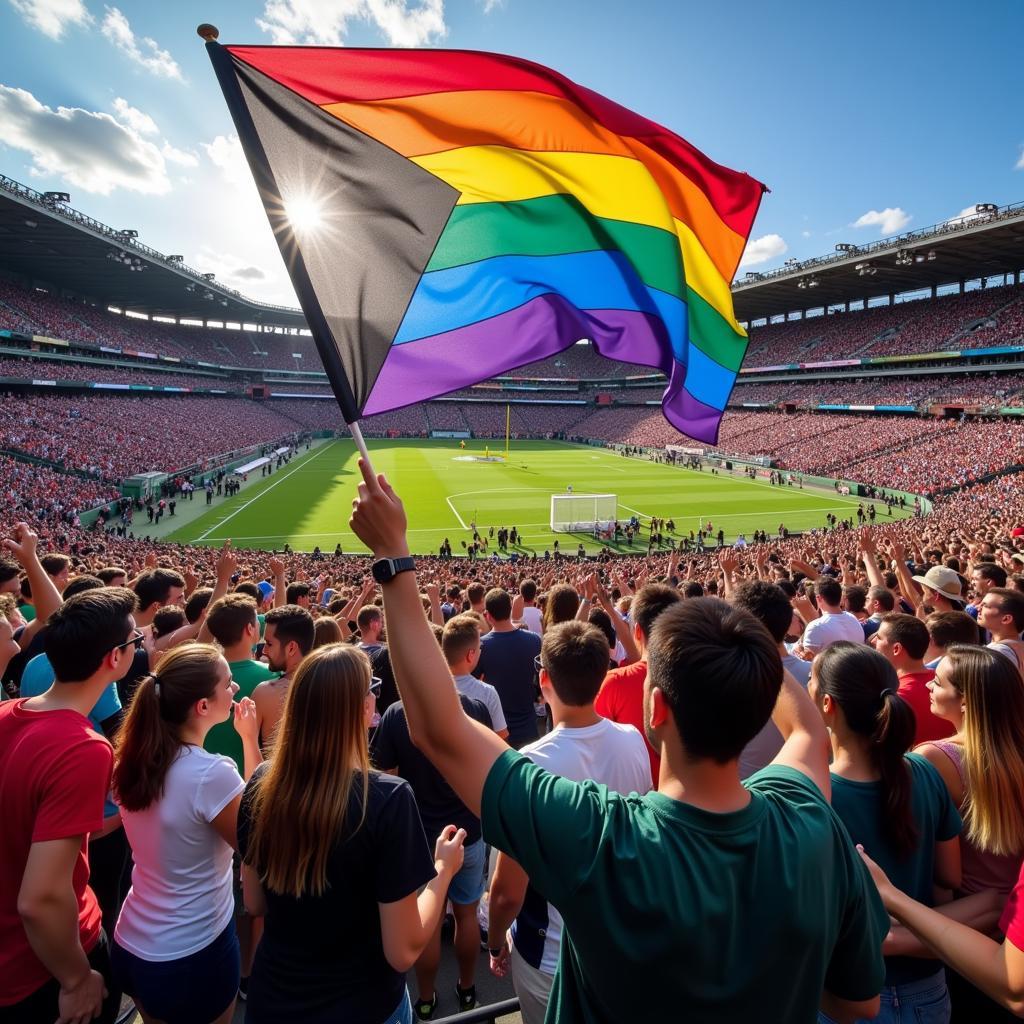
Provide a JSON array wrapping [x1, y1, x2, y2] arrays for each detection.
[[10, 426, 1024, 1021], [0, 394, 306, 480], [745, 286, 1023, 367]]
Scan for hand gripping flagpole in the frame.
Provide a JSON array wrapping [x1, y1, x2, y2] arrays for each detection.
[[198, 23, 377, 479]]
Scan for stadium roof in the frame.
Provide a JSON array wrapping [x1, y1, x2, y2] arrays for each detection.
[[0, 174, 307, 329], [1, 172, 1022, 336], [733, 201, 1024, 323]]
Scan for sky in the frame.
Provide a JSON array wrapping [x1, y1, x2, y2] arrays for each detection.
[[0, 0, 1022, 307]]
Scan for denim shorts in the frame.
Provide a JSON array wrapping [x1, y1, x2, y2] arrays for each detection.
[[447, 837, 486, 905], [111, 920, 240, 1024], [818, 967, 949, 1024]]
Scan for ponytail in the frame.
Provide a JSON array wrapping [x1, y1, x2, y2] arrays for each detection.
[[815, 642, 918, 858], [872, 688, 919, 857], [113, 644, 224, 812]]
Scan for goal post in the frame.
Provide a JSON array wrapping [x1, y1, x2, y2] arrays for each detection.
[[550, 493, 618, 533]]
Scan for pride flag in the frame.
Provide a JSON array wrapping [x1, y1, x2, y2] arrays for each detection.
[[206, 43, 765, 443]]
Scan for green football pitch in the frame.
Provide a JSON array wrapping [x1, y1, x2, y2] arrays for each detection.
[[162, 438, 909, 555]]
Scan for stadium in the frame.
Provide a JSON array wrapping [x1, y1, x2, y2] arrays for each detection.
[[2, 177, 1020, 558], [5, 15, 1024, 1024]]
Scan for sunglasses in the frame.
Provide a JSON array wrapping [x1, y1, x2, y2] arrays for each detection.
[[112, 629, 145, 653], [367, 676, 382, 698]]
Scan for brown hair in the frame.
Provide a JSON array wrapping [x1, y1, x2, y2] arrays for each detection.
[[244, 645, 372, 897], [542, 583, 579, 631], [945, 645, 1024, 856], [442, 613, 481, 666], [113, 644, 226, 812], [540, 621, 609, 706], [312, 617, 343, 648], [206, 593, 258, 647]]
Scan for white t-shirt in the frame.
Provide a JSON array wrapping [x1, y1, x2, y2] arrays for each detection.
[[454, 674, 508, 734], [802, 610, 865, 653], [520, 605, 543, 635], [115, 745, 244, 960], [514, 719, 651, 974]]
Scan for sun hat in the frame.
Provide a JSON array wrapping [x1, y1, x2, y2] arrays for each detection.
[[911, 565, 963, 604]]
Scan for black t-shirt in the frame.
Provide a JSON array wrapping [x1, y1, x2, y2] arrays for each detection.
[[474, 627, 542, 747], [115, 649, 152, 709], [360, 643, 399, 714], [237, 765, 435, 1023], [370, 695, 491, 845]]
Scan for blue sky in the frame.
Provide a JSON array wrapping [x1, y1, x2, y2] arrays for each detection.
[[1, 0, 1021, 306]]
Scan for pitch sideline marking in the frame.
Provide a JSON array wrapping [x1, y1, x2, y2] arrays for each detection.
[[194, 441, 339, 542], [445, 497, 468, 530]]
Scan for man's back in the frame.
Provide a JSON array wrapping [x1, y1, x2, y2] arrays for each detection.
[[594, 661, 658, 785], [511, 719, 651, 974], [803, 610, 865, 652], [371, 695, 491, 843], [483, 753, 886, 1022], [475, 628, 541, 747]]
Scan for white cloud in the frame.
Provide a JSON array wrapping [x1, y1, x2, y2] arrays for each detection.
[[8, 0, 91, 39], [946, 204, 983, 225], [161, 142, 198, 168], [203, 134, 252, 188], [257, 0, 446, 46], [0, 84, 171, 195], [1017, 146, 1024, 170], [194, 245, 270, 288], [112, 96, 158, 135], [739, 233, 787, 269], [101, 7, 184, 81], [851, 207, 911, 235], [801, 229, 812, 238]]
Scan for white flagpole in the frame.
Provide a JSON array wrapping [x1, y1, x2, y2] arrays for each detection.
[[348, 420, 376, 474]]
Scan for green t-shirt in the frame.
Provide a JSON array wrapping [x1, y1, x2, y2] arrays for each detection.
[[205, 658, 278, 774], [482, 751, 887, 1023], [830, 752, 961, 985], [17, 603, 35, 623]]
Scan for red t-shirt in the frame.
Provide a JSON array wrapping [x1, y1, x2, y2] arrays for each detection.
[[0, 700, 112, 1005], [594, 661, 659, 786], [897, 670, 955, 747], [1000, 859, 1024, 949]]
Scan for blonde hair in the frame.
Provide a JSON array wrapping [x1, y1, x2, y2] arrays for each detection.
[[244, 644, 372, 896], [946, 645, 1024, 856]]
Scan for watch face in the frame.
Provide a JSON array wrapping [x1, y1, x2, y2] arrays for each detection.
[[372, 560, 391, 583]]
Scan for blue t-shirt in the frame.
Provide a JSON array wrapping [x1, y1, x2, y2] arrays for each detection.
[[20, 653, 120, 817], [474, 628, 542, 747]]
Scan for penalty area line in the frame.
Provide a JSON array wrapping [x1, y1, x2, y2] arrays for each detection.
[[446, 496, 468, 530]]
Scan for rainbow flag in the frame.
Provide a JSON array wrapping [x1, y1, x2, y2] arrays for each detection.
[[206, 44, 765, 443]]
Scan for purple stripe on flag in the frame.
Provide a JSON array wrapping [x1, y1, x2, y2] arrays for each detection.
[[362, 294, 727, 443]]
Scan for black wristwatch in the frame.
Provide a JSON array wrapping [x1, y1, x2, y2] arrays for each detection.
[[371, 556, 416, 584]]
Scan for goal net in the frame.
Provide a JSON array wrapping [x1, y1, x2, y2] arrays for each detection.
[[550, 493, 618, 533]]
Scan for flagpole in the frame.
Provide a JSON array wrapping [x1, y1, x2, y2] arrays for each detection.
[[348, 420, 376, 474]]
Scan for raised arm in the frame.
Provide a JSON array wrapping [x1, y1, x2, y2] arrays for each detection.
[[197, 541, 238, 644], [425, 581, 444, 628], [268, 556, 287, 609], [595, 576, 640, 665], [858, 535, 885, 590], [769, 668, 832, 799], [860, 848, 1024, 1015], [350, 460, 507, 816], [3, 523, 62, 647]]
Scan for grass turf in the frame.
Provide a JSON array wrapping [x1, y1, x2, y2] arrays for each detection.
[[162, 438, 911, 555]]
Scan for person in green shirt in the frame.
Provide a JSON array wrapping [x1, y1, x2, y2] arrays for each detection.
[[349, 461, 887, 1024], [203, 593, 278, 775], [810, 641, 961, 1022]]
